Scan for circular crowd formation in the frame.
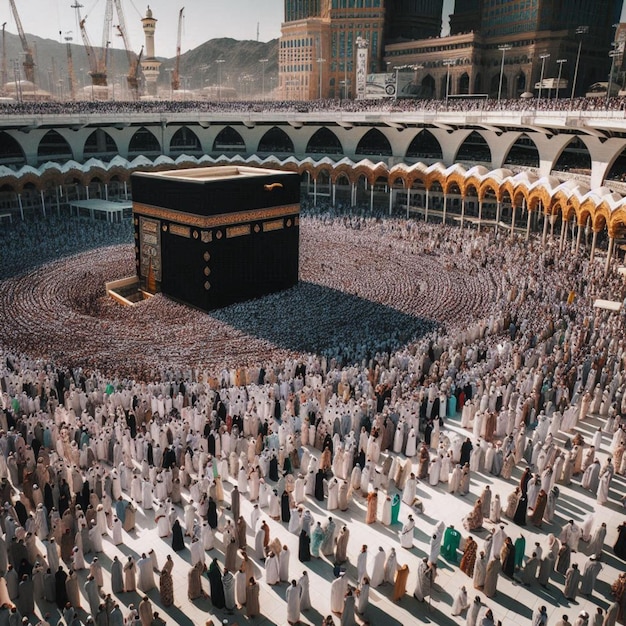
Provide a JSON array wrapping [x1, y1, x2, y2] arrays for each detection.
[[0, 218, 498, 378]]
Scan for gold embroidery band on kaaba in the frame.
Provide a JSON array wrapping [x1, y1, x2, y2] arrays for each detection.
[[132, 203, 300, 229]]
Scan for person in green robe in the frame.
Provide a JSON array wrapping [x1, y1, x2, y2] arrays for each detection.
[[311, 522, 325, 557], [514, 535, 526, 569], [391, 494, 401, 525], [442, 525, 461, 563]]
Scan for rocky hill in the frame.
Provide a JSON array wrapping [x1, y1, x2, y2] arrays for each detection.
[[162, 38, 279, 97], [0, 30, 278, 99]]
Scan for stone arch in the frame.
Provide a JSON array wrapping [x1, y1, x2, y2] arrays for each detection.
[[445, 180, 463, 219], [258, 127, 295, 154], [128, 127, 161, 156], [609, 207, 626, 236], [489, 73, 507, 98], [604, 145, 626, 183], [440, 74, 450, 99], [314, 168, 331, 184], [553, 136, 592, 173], [354, 173, 369, 205], [355, 129, 392, 157], [479, 180, 501, 203], [429, 179, 444, 212], [503, 133, 540, 168], [458, 72, 470, 95], [464, 182, 480, 218], [0, 132, 25, 168], [331, 164, 355, 185], [578, 200, 595, 229], [390, 175, 405, 190], [334, 172, 352, 207], [0, 181, 17, 193], [169, 127, 202, 154], [305, 127, 343, 155], [480, 182, 499, 222], [562, 200, 578, 222], [37, 130, 73, 164], [444, 172, 466, 195], [473, 73, 482, 93], [83, 129, 118, 160], [511, 188, 529, 211], [528, 187, 551, 213], [213, 126, 246, 152], [406, 129, 443, 160], [456, 131, 492, 164], [549, 191, 571, 217], [593, 203, 610, 233], [421, 74, 435, 98], [515, 72, 526, 96]]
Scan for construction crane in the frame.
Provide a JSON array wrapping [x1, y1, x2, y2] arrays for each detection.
[[171, 7, 184, 91], [8, 0, 35, 84], [64, 31, 77, 101], [131, 45, 143, 99], [73, 0, 113, 87], [112, 0, 140, 99]]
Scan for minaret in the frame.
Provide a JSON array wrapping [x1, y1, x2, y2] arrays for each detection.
[[141, 5, 161, 97]]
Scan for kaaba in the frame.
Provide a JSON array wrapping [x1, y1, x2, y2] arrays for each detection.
[[131, 166, 300, 311]]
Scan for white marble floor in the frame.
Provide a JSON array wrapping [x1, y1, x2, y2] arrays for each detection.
[[28, 410, 626, 626]]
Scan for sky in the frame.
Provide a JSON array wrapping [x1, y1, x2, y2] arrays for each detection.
[[4, 0, 626, 56], [5, 0, 286, 56]]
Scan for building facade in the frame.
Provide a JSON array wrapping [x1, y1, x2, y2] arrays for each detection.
[[280, 0, 442, 99], [280, 0, 623, 100]]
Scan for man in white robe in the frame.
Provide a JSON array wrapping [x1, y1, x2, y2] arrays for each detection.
[[402, 473, 416, 505], [369, 547, 386, 588], [400, 515, 415, 549], [279, 546, 290, 582], [560, 520, 582, 552], [265, 551, 280, 585], [490, 525, 506, 561], [357, 545, 368, 582], [286, 579, 301, 625], [413, 557, 433, 602], [330, 573, 349, 613], [136, 553, 155, 592], [327, 478, 339, 511], [429, 521, 445, 564]]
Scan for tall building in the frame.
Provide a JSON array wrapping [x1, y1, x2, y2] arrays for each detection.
[[386, 0, 623, 100], [478, 0, 621, 40], [384, 0, 444, 42], [284, 0, 323, 21], [141, 6, 161, 97], [280, 0, 436, 99], [327, 0, 385, 99], [280, 0, 622, 101], [449, 0, 482, 36]]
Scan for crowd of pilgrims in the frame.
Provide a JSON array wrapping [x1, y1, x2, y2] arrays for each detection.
[[1, 95, 626, 117], [0, 214, 625, 625]]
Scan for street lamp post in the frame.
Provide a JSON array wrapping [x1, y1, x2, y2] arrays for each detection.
[[537, 53, 550, 102], [259, 58, 268, 101], [316, 57, 325, 100], [443, 59, 455, 108], [607, 26, 619, 109], [497, 44, 512, 105], [607, 46, 619, 108], [216, 59, 225, 102], [555, 58, 567, 100], [570, 25, 588, 108]]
